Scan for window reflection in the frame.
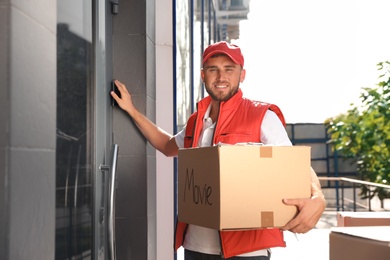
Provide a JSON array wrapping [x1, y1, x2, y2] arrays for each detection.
[[56, 2, 93, 259]]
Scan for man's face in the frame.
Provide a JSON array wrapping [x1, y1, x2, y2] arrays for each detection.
[[201, 54, 246, 102]]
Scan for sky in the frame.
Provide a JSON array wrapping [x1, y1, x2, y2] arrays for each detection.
[[232, 0, 390, 123]]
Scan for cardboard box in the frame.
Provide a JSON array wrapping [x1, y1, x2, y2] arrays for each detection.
[[329, 226, 390, 260], [177, 145, 311, 230], [337, 211, 390, 227]]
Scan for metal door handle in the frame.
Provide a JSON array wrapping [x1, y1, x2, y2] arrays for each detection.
[[100, 144, 119, 260], [108, 144, 118, 260]]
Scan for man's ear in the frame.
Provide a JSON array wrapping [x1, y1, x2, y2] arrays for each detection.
[[240, 69, 246, 83]]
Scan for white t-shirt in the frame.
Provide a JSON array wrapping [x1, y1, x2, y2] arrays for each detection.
[[174, 106, 292, 257]]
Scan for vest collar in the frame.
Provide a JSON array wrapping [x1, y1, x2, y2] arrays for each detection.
[[196, 88, 243, 114]]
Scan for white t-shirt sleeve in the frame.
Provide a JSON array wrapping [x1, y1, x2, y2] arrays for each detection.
[[261, 110, 292, 146], [175, 127, 186, 149]]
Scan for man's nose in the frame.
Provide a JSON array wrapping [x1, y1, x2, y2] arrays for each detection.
[[216, 70, 226, 79]]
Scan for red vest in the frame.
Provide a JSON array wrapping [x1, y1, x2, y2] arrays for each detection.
[[175, 89, 287, 258]]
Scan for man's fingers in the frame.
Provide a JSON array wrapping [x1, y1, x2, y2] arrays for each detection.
[[110, 91, 119, 100], [114, 80, 128, 94], [282, 220, 310, 234], [283, 198, 304, 209]]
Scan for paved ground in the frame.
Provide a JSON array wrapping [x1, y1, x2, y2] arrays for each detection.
[[177, 211, 338, 260], [271, 211, 337, 260], [177, 195, 390, 260]]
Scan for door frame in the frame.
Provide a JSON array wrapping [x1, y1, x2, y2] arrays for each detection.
[[93, 0, 113, 259]]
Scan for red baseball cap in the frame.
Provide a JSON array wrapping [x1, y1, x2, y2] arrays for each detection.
[[202, 41, 244, 67]]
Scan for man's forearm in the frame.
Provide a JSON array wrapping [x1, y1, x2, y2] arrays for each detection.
[[310, 167, 326, 206], [130, 108, 177, 157]]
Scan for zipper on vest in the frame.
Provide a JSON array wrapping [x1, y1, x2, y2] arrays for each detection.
[[211, 103, 221, 145]]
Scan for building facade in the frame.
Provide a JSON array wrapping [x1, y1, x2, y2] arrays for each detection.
[[0, 0, 250, 259]]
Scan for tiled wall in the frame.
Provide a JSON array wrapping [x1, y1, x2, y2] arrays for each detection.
[[155, 0, 175, 259], [112, 0, 174, 259], [0, 0, 56, 259]]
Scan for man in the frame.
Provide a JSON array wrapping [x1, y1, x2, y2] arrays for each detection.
[[111, 41, 326, 259]]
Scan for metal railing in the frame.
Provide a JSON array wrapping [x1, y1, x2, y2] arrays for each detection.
[[318, 177, 390, 212]]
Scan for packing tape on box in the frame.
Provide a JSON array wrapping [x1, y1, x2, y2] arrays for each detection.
[[261, 211, 274, 227], [259, 146, 273, 158]]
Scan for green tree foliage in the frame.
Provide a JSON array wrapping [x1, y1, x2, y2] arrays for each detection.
[[324, 61, 390, 203]]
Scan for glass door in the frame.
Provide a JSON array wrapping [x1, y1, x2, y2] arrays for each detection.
[[56, 0, 113, 259]]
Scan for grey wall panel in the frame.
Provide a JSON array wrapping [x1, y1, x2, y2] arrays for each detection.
[[115, 218, 133, 259], [0, 2, 10, 258], [285, 124, 292, 137], [10, 7, 56, 149], [146, 37, 156, 101], [147, 156, 157, 218], [293, 142, 327, 160], [113, 34, 147, 95], [297, 143, 327, 159], [9, 149, 55, 260], [146, 154, 157, 260], [12, 0, 56, 33], [311, 160, 328, 174], [112, 1, 156, 259], [113, 108, 147, 156], [145, 95, 156, 156], [115, 155, 147, 218], [0, 148, 7, 258], [329, 158, 357, 173], [116, 217, 148, 259], [3, 1, 56, 259], [0, 5, 8, 148], [113, 0, 146, 35], [291, 123, 327, 139], [146, 0, 155, 44]]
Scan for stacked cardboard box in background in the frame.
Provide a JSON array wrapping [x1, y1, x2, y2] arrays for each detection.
[[329, 226, 390, 260], [329, 211, 390, 260], [337, 211, 390, 227]]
